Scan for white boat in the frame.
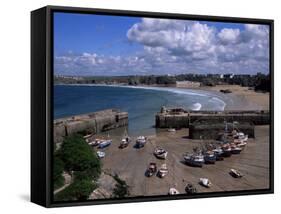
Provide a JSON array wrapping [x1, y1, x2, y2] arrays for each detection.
[[236, 141, 247, 148], [154, 148, 168, 159], [88, 138, 103, 146], [168, 188, 180, 195], [136, 136, 147, 148], [234, 132, 248, 141], [167, 128, 176, 132], [157, 164, 168, 178], [199, 178, 211, 188], [230, 169, 243, 178], [96, 151, 105, 158]]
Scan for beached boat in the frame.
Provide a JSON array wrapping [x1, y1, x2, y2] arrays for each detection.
[[98, 139, 112, 149], [234, 132, 248, 139], [157, 164, 168, 178], [203, 151, 216, 164], [96, 151, 105, 159], [168, 188, 180, 195], [229, 169, 243, 178], [146, 162, 157, 177], [199, 178, 212, 188], [88, 138, 103, 146], [221, 144, 232, 157], [185, 183, 197, 194], [212, 147, 224, 161], [119, 129, 131, 149], [154, 148, 168, 159], [236, 141, 247, 148], [230, 145, 243, 154], [184, 153, 204, 167], [119, 138, 131, 149], [135, 136, 147, 148]]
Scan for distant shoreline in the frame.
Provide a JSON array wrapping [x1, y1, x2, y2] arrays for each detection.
[[54, 83, 269, 111]]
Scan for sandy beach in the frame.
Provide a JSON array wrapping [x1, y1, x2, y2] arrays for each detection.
[[199, 85, 269, 111], [91, 125, 270, 197]]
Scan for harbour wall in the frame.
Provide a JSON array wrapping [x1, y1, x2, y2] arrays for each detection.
[[155, 108, 270, 129], [54, 109, 128, 143]]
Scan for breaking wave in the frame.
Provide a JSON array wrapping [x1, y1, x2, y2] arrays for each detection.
[[191, 103, 202, 111]]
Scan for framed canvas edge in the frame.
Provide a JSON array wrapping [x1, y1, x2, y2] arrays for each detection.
[[36, 5, 274, 208]]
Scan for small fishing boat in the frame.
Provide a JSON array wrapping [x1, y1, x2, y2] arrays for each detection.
[[234, 132, 248, 141], [98, 134, 112, 149], [154, 148, 168, 159], [146, 162, 157, 177], [119, 129, 131, 149], [167, 128, 176, 132], [185, 183, 197, 194], [157, 164, 168, 178], [221, 144, 232, 157], [204, 151, 216, 164], [236, 141, 247, 148], [135, 136, 147, 148], [98, 139, 112, 149], [119, 138, 130, 149], [88, 138, 103, 147], [212, 147, 224, 161], [168, 188, 180, 195], [230, 145, 243, 154], [199, 178, 212, 188], [229, 169, 243, 178], [184, 153, 204, 167], [96, 151, 105, 159]]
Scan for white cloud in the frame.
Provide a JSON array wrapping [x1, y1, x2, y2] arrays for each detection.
[[218, 28, 240, 44], [55, 19, 269, 76]]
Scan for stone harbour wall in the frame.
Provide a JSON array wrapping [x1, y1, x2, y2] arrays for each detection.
[[54, 109, 128, 144]]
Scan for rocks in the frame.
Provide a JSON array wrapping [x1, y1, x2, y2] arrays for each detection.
[[88, 173, 118, 200]]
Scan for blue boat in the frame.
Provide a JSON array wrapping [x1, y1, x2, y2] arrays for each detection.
[[203, 151, 216, 164], [98, 139, 112, 149]]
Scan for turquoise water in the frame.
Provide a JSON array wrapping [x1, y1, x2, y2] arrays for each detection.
[[54, 85, 227, 135]]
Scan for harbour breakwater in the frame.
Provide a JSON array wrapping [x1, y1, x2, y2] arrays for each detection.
[[155, 107, 270, 139], [54, 109, 128, 144]]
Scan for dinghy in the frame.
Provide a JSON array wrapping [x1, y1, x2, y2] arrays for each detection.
[[157, 164, 168, 178], [199, 178, 212, 188], [154, 148, 168, 159], [168, 188, 180, 195], [229, 169, 243, 178]]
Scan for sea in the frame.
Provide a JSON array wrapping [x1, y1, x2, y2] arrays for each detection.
[[54, 85, 229, 136]]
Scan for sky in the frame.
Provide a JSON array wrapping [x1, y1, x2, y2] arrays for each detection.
[[54, 12, 270, 76]]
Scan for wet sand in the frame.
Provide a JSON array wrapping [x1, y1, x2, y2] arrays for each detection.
[[94, 125, 270, 196], [199, 85, 269, 111]]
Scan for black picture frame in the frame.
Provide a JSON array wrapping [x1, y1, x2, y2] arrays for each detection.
[[31, 5, 274, 208]]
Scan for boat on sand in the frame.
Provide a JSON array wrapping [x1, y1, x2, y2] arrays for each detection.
[[185, 183, 197, 194], [154, 148, 168, 159], [199, 178, 212, 188], [183, 153, 204, 167], [157, 164, 168, 178], [229, 169, 243, 178], [135, 136, 147, 148], [146, 162, 157, 177], [169, 188, 180, 195]]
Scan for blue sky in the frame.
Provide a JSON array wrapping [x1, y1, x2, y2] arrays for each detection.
[[54, 12, 269, 76]]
